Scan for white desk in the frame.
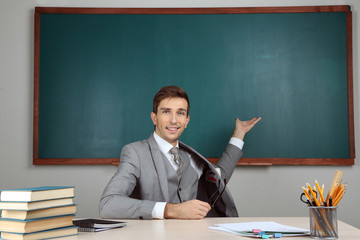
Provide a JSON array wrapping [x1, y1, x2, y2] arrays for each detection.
[[65, 217, 360, 240]]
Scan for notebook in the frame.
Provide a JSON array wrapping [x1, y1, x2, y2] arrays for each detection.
[[73, 219, 126, 232]]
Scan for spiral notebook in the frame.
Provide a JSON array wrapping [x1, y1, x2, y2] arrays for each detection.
[[73, 218, 126, 232]]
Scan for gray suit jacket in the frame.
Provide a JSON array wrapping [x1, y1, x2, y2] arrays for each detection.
[[99, 134, 242, 219]]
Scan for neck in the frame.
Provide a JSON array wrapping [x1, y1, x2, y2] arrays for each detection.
[[153, 131, 178, 148]]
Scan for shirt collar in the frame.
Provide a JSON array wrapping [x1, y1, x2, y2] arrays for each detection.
[[153, 131, 179, 155]]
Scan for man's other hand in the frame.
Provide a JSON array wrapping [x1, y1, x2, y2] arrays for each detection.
[[164, 200, 211, 219]]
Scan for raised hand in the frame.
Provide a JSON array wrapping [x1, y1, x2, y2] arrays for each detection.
[[232, 117, 261, 140]]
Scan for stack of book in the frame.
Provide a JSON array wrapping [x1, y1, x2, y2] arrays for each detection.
[[0, 186, 78, 240]]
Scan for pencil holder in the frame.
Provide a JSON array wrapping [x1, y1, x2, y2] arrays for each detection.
[[309, 206, 338, 239]]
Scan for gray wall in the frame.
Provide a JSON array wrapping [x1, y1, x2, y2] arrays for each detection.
[[1, 0, 359, 229]]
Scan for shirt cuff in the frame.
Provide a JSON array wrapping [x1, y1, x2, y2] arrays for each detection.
[[152, 202, 167, 219], [229, 137, 244, 150]]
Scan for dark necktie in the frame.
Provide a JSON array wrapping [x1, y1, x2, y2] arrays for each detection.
[[169, 147, 184, 184]]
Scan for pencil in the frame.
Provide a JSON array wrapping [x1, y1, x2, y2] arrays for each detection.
[[326, 170, 343, 205], [302, 186, 312, 201], [307, 183, 320, 206], [315, 180, 325, 205], [333, 184, 346, 206]]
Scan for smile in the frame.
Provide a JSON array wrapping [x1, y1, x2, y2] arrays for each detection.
[[167, 126, 180, 132]]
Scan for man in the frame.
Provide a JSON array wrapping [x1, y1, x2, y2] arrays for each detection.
[[99, 86, 261, 220]]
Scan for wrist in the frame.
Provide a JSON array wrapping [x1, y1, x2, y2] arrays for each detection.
[[232, 130, 245, 140], [164, 203, 176, 219]]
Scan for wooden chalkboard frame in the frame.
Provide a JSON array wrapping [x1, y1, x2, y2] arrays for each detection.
[[33, 5, 355, 165]]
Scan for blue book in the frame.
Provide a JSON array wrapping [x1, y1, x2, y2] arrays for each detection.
[[0, 215, 75, 234], [0, 186, 74, 202], [0, 226, 78, 240]]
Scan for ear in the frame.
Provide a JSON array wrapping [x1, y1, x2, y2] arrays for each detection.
[[150, 112, 157, 126], [184, 115, 190, 128]]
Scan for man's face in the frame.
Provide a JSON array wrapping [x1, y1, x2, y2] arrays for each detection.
[[151, 97, 190, 146]]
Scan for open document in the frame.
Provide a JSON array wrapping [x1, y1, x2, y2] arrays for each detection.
[[209, 221, 310, 238]]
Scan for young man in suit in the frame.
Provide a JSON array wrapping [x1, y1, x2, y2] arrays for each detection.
[[100, 86, 261, 219]]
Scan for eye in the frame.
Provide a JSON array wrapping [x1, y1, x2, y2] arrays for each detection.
[[162, 110, 169, 114], [178, 111, 186, 116]]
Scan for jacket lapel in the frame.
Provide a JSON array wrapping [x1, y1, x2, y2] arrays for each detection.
[[147, 134, 170, 202], [179, 141, 238, 217]]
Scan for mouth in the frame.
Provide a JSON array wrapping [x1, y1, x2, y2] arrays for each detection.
[[166, 126, 180, 133]]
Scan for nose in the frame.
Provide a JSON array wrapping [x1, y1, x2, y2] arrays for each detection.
[[170, 112, 177, 123]]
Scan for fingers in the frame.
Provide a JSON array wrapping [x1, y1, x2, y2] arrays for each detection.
[[197, 200, 211, 214], [250, 117, 261, 126], [189, 200, 211, 219], [164, 200, 211, 219], [236, 117, 261, 124], [246, 117, 261, 131], [238, 117, 261, 126]]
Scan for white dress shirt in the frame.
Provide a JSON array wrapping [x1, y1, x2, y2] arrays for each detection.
[[151, 132, 243, 219]]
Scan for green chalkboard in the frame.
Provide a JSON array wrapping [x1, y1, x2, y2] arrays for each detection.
[[33, 6, 354, 165]]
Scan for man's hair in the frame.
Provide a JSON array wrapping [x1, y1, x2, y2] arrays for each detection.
[[153, 86, 190, 115]]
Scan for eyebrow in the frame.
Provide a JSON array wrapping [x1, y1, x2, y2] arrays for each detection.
[[177, 108, 187, 113], [159, 107, 187, 113]]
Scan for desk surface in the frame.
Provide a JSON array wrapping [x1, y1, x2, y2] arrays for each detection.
[[65, 217, 359, 240]]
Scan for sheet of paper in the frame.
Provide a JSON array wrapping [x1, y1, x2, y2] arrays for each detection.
[[214, 221, 309, 233], [209, 226, 309, 238]]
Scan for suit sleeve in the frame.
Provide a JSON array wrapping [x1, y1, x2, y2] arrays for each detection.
[[215, 144, 243, 181], [99, 144, 156, 219]]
